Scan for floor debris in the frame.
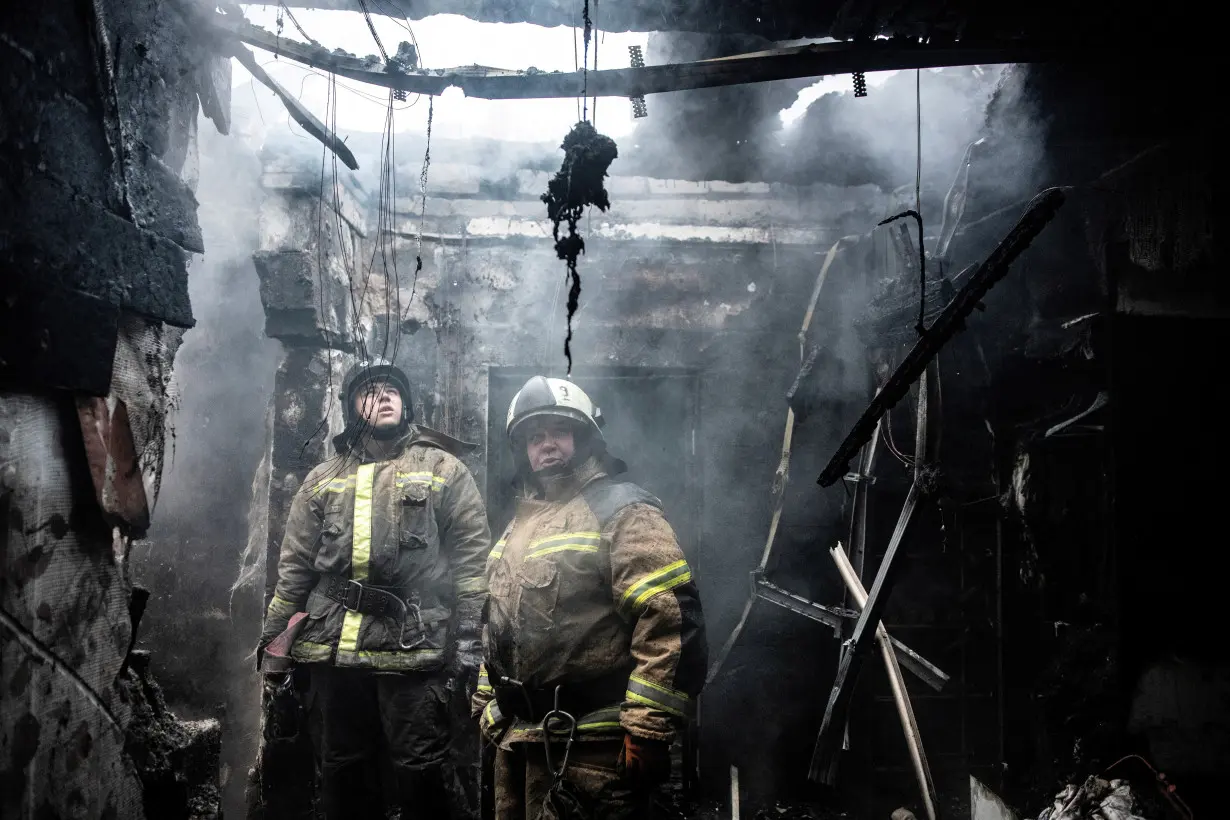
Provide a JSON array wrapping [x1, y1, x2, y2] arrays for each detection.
[[1032, 776, 1151, 820]]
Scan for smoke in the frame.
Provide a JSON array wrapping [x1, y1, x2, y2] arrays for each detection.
[[133, 104, 280, 813], [140, 20, 1052, 812]]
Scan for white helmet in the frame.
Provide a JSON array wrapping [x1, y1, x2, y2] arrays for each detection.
[[506, 376, 605, 442]]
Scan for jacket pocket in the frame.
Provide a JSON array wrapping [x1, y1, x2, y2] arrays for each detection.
[[516, 557, 560, 633], [315, 507, 349, 573], [399, 484, 432, 549]]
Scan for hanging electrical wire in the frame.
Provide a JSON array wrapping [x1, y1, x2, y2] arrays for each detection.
[[356, 0, 390, 61], [581, 0, 592, 122], [403, 95, 433, 321], [278, 1, 316, 44]]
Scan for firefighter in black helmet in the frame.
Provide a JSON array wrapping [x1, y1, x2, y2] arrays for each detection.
[[259, 356, 491, 819]]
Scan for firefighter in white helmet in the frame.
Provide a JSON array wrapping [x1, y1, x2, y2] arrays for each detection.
[[472, 375, 708, 819]]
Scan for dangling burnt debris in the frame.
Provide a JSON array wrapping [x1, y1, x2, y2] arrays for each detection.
[[541, 120, 618, 374]]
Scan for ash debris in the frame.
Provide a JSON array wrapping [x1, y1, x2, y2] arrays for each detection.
[[541, 120, 619, 374]]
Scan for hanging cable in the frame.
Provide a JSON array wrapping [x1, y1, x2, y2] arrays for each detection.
[[278, 1, 316, 44], [357, 0, 389, 61], [915, 69, 922, 213], [404, 95, 433, 320], [581, 0, 592, 122]]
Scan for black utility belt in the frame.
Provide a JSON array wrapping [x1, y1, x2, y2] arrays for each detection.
[[491, 672, 628, 723], [318, 575, 447, 625]]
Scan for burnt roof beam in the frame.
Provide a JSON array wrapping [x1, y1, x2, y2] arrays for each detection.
[[213, 14, 1077, 100]]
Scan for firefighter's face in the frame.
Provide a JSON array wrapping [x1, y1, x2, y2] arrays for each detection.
[[525, 417, 576, 472], [355, 381, 403, 429]]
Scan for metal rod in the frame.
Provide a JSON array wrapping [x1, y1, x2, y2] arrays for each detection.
[[832, 545, 940, 820], [753, 575, 949, 692]]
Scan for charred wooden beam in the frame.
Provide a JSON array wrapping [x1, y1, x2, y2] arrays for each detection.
[[817, 187, 1067, 487], [214, 13, 1071, 100], [230, 44, 360, 170]]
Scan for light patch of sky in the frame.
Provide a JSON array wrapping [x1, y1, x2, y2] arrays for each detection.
[[779, 69, 901, 128], [233, 6, 647, 143]]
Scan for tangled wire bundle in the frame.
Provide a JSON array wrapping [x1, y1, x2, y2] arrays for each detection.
[[541, 120, 619, 374]]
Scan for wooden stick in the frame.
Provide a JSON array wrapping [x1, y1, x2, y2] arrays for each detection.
[[832, 543, 939, 820], [730, 765, 741, 820]]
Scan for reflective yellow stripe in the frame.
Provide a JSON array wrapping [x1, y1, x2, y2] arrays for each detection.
[[626, 690, 687, 718], [338, 463, 375, 655], [266, 595, 299, 619], [396, 471, 447, 490], [314, 474, 357, 494], [619, 559, 692, 617], [529, 531, 600, 549], [531, 544, 600, 557], [490, 539, 507, 559], [627, 674, 691, 717], [528, 531, 601, 557], [456, 576, 487, 594]]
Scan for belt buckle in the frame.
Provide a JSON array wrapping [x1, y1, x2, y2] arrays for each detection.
[[342, 579, 364, 611]]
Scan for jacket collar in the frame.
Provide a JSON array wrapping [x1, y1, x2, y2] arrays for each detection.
[[333, 423, 478, 463], [523, 455, 611, 504]]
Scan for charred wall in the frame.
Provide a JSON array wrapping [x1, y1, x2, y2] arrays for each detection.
[[2, 1, 229, 817]]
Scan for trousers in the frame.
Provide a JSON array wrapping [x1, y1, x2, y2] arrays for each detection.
[[310, 664, 452, 820], [493, 739, 650, 820]]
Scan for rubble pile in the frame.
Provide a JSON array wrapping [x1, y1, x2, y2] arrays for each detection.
[[1032, 776, 1151, 820]]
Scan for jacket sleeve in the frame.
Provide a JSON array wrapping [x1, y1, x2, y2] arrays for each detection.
[[608, 503, 709, 742], [261, 471, 324, 646], [436, 456, 492, 641]]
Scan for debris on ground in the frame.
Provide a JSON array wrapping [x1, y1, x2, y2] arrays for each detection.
[[541, 120, 619, 373], [1031, 776, 1151, 820]]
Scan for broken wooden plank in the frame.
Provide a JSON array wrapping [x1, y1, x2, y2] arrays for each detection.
[[817, 187, 1067, 487], [833, 544, 939, 820], [809, 480, 921, 785], [214, 12, 1069, 100], [230, 44, 359, 171]]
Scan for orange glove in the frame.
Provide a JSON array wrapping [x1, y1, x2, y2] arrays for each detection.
[[618, 734, 672, 789]]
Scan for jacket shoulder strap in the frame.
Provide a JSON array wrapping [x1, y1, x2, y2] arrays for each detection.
[[581, 478, 663, 530]]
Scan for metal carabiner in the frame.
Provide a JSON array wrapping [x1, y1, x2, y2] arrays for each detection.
[[541, 685, 577, 786], [397, 599, 426, 650]]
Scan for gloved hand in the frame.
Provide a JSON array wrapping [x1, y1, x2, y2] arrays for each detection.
[[617, 734, 672, 789]]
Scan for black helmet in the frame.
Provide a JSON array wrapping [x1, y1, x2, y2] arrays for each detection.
[[341, 357, 414, 429]]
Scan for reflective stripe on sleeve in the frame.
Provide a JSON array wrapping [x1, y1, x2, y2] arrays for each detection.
[[626, 674, 692, 718], [618, 559, 693, 618], [477, 666, 493, 694], [456, 576, 488, 595], [338, 463, 376, 656]]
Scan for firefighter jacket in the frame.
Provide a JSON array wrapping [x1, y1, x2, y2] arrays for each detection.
[[261, 425, 491, 671], [471, 456, 708, 746]]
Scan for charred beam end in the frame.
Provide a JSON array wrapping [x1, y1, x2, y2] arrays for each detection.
[[231, 44, 359, 171], [817, 187, 1067, 488], [809, 482, 922, 785], [216, 13, 1081, 100]]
